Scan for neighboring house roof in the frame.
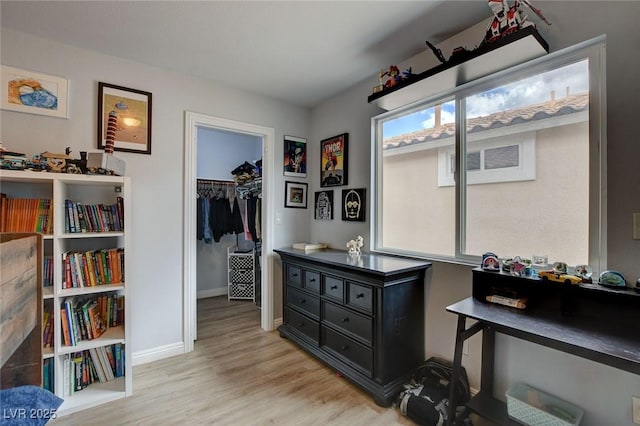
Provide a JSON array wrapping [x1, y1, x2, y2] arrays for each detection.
[[383, 92, 589, 150]]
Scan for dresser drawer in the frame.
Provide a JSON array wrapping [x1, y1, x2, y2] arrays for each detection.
[[323, 276, 344, 302], [286, 307, 319, 344], [303, 270, 320, 294], [321, 326, 372, 376], [287, 286, 320, 319], [322, 301, 372, 345], [348, 282, 373, 313], [287, 265, 302, 287]]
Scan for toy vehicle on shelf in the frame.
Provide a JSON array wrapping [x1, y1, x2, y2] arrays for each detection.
[[538, 270, 582, 285]]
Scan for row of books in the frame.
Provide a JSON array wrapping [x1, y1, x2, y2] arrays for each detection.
[[65, 198, 124, 233], [0, 195, 53, 233], [43, 306, 54, 348], [60, 294, 124, 346], [62, 248, 124, 288], [43, 358, 55, 393], [44, 256, 54, 287], [62, 344, 125, 396]]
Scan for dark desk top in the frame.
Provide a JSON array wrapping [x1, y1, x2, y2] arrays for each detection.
[[275, 247, 431, 277], [447, 297, 640, 375]]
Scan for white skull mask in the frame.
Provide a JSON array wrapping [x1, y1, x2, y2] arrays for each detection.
[[344, 190, 361, 219]]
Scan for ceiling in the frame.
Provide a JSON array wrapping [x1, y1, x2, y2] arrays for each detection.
[[0, 1, 490, 109]]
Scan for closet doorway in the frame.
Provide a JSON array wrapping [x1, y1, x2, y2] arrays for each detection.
[[183, 112, 275, 352]]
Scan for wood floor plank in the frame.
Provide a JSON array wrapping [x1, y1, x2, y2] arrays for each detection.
[[52, 296, 414, 425]]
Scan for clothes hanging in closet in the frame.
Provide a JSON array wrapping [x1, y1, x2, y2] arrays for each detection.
[[197, 180, 244, 244]]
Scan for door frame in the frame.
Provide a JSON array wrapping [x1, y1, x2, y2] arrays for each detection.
[[183, 111, 275, 352]]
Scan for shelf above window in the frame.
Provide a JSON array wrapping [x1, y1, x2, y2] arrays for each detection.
[[368, 27, 549, 111]]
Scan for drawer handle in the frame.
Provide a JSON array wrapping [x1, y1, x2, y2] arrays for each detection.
[[341, 345, 349, 351], [292, 273, 299, 277], [309, 278, 316, 282], [298, 298, 306, 304], [341, 317, 349, 323], [356, 293, 365, 299], [330, 285, 338, 290]]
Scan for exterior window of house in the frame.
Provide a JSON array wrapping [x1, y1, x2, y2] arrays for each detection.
[[372, 40, 605, 272]]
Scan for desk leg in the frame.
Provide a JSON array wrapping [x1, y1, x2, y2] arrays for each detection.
[[481, 326, 495, 397], [447, 315, 468, 426]]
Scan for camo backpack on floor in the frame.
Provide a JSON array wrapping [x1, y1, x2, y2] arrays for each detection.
[[396, 356, 471, 426]]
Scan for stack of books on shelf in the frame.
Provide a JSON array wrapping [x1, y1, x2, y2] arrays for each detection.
[[60, 294, 124, 346], [62, 343, 125, 396], [44, 256, 54, 287], [62, 248, 124, 288], [42, 306, 54, 348], [0, 194, 53, 233], [43, 359, 55, 393], [64, 197, 124, 233]]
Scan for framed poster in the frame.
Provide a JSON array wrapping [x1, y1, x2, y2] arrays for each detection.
[[98, 82, 152, 154], [320, 133, 348, 187], [0, 66, 68, 118], [283, 135, 307, 177], [284, 181, 308, 209], [314, 190, 333, 220], [342, 188, 366, 222]]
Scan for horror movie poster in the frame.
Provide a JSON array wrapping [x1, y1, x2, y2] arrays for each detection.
[[320, 133, 348, 187]]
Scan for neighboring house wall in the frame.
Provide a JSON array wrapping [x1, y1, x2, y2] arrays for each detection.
[[382, 121, 589, 264]]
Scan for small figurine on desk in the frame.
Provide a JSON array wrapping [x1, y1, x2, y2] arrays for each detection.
[[481, 252, 500, 271], [346, 235, 364, 256]]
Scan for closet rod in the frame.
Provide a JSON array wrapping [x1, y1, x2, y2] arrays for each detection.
[[196, 178, 235, 184]]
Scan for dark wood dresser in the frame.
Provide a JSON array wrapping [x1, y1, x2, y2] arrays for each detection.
[[275, 247, 431, 406]]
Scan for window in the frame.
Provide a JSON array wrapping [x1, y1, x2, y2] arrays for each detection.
[[372, 39, 605, 272]]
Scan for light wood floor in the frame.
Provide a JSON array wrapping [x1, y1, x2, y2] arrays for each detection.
[[52, 296, 414, 425]]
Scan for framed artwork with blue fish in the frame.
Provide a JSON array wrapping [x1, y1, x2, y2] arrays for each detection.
[[1, 66, 69, 118], [98, 82, 152, 154]]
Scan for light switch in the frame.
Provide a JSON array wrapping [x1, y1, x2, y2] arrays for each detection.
[[634, 213, 640, 240]]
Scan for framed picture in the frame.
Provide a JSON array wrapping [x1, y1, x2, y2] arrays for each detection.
[[284, 181, 308, 209], [320, 133, 348, 187], [342, 188, 366, 222], [0, 66, 68, 118], [314, 190, 334, 220], [98, 82, 152, 154], [284, 135, 307, 178]]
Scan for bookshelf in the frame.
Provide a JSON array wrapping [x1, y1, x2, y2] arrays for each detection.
[[0, 170, 132, 415]]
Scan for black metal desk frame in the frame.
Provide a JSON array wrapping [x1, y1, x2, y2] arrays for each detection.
[[445, 269, 640, 425]]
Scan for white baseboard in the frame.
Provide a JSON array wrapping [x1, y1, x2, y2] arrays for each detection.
[[197, 287, 228, 299], [273, 317, 283, 329], [132, 342, 185, 366]]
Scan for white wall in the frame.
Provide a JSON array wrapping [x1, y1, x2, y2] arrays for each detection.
[[310, 2, 640, 425], [0, 28, 310, 359]]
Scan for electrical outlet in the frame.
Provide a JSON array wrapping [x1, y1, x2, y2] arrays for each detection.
[[632, 395, 640, 425], [463, 340, 469, 356]]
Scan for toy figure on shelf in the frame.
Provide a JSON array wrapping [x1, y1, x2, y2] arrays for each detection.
[[483, 0, 551, 45], [383, 65, 401, 89]]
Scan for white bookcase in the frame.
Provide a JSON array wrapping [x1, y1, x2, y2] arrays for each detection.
[[0, 170, 132, 415]]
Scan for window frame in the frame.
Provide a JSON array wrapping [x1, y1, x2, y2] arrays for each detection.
[[371, 35, 607, 273]]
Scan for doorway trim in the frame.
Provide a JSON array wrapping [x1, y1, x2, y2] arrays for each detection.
[[183, 111, 275, 352]]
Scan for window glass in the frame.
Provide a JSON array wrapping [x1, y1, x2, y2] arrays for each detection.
[[373, 43, 603, 271], [463, 61, 589, 264]]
